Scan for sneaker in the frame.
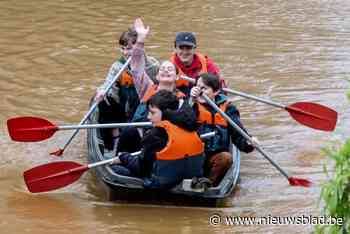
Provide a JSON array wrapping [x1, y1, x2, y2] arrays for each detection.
[[191, 177, 213, 190]]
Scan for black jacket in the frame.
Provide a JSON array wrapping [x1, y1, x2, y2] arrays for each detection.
[[193, 94, 254, 154], [139, 101, 197, 177]]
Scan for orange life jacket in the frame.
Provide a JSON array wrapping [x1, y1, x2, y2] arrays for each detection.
[[196, 102, 229, 127], [119, 71, 134, 86], [141, 85, 186, 103], [155, 121, 204, 161], [170, 52, 208, 87], [144, 121, 204, 189], [196, 101, 232, 153]]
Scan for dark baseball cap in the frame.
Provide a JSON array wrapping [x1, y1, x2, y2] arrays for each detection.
[[174, 32, 197, 47]]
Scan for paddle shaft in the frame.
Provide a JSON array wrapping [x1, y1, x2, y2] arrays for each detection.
[[57, 122, 152, 130], [181, 75, 285, 108], [89, 131, 214, 167], [199, 131, 215, 139], [24, 129, 220, 194], [58, 57, 132, 152], [181, 75, 337, 132], [88, 151, 142, 169], [202, 94, 290, 179], [69, 130, 216, 169], [222, 88, 285, 108], [80, 131, 216, 169]]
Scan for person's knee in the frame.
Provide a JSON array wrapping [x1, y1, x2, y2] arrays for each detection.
[[208, 152, 232, 186], [210, 152, 232, 167], [221, 152, 232, 166]]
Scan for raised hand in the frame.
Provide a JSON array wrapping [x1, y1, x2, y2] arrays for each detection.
[[134, 18, 149, 42]]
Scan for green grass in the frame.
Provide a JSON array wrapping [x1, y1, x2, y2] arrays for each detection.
[[316, 86, 350, 234], [316, 141, 350, 233]]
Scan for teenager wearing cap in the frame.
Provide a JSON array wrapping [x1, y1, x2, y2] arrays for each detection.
[[170, 32, 226, 95]]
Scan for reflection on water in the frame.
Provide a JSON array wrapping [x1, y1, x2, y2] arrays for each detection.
[[1, 0, 349, 233]]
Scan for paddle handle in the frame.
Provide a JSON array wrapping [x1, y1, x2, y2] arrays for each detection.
[[58, 57, 132, 152], [58, 122, 153, 130], [199, 131, 216, 140], [88, 151, 142, 169], [180, 75, 196, 84], [201, 94, 290, 180]]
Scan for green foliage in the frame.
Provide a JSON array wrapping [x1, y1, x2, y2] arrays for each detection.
[[316, 140, 350, 233]]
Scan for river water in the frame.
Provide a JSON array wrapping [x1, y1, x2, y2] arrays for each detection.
[[1, 0, 349, 233]]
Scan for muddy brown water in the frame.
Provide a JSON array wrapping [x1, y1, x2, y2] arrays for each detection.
[[1, 0, 349, 233]]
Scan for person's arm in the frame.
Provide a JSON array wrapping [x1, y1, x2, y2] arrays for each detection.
[[163, 100, 199, 131], [117, 127, 167, 177], [130, 42, 154, 99], [225, 104, 254, 153], [95, 61, 122, 103], [145, 56, 160, 84], [130, 18, 154, 100], [138, 127, 168, 177]]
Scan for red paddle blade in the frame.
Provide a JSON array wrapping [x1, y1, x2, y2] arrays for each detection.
[[286, 102, 337, 131], [23, 161, 88, 193], [288, 177, 312, 187], [7, 116, 58, 142]]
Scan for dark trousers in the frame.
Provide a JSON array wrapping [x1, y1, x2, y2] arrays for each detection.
[[116, 127, 142, 153], [98, 96, 127, 150], [110, 153, 142, 177]]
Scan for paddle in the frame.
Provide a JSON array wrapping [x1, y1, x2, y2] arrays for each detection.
[[222, 88, 337, 132], [24, 151, 142, 193], [50, 57, 132, 157], [201, 93, 311, 187], [7, 116, 152, 142], [181, 75, 337, 132], [23, 131, 216, 193]]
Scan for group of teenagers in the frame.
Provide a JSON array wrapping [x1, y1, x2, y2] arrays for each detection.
[[94, 18, 258, 189]]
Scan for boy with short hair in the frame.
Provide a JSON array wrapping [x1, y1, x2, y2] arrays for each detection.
[[112, 90, 204, 189], [190, 73, 258, 186], [94, 28, 159, 151]]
